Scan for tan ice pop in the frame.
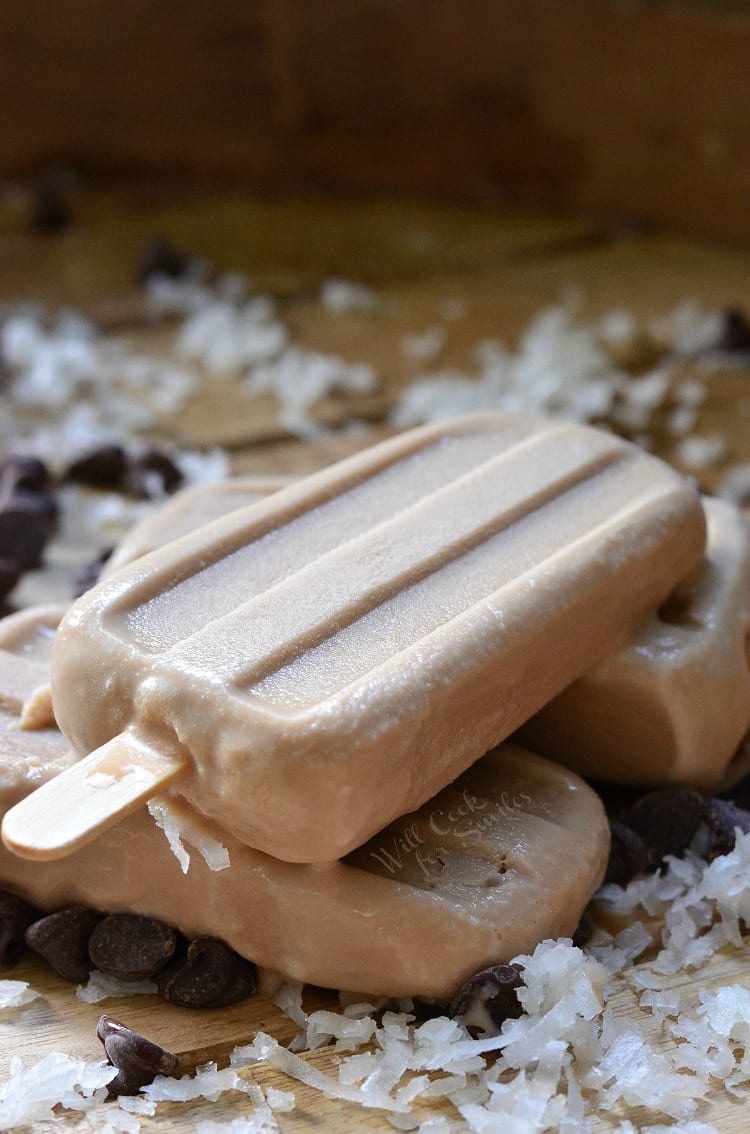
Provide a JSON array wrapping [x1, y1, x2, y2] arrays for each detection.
[[103, 476, 293, 576], [103, 477, 750, 792], [520, 497, 750, 790], [19, 489, 749, 794], [4, 412, 705, 863], [0, 620, 608, 996]]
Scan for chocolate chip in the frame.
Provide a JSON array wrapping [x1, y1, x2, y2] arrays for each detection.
[[701, 798, 750, 861], [137, 237, 194, 286], [89, 914, 178, 981], [0, 891, 41, 967], [604, 820, 652, 886], [158, 936, 256, 1008], [619, 788, 706, 863], [72, 546, 114, 598], [25, 907, 101, 982], [450, 963, 524, 1036], [0, 558, 21, 601], [63, 445, 128, 489], [721, 765, 750, 812], [572, 908, 595, 949], [97, 1015, 178, 1098], [0, 496, 52, 569], [715, 308, 750, 354], [0, 455, 52, 495], [29, 176, 71, 234], [125, 449, 183, 499]]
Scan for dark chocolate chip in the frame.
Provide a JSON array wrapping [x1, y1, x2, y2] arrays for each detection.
[[0, 455, 52, 495], [0, 496, 51, 569], [63, 445, 128, 489], [0, 558, 21, 601], [88, 914, 178, 982], [702, 798, 750, 861], [572, 908, 595, 949], [125, 448, 183, 499], [619, 788, 706, 863], [604, 820, 652, 886], [721, 760, 750, 811], [158, 936, 256, 1009], [137, 237, 194, 286], [29, 177, 71, 234], [25, 907, 101, 982], [97, 1015, 178, 1098], [450, 963, 525, 1036], [72, 546, 114, 598], [715, 308, 750, 354], [0, 890, 41, 967]]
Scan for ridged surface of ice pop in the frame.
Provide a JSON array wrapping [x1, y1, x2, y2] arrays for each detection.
[[104, 476, 292, 576], [0, 626, 608, 995], [520, 498, 750, 790], [52, 413, 705, 861]]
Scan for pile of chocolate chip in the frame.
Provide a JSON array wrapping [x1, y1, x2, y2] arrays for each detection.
[[603, 784, 750, 887], [0, 446, 184, 604], [0, 895, 256, 1009]]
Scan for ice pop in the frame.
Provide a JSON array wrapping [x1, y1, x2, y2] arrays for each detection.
[[0, 624, 72, 807], [0, 627, 608, 995], [101, 477, 750, 792], [0, 603, 66, 728], [520, 498, 750, 790], [7, 412, 705, 863], [103, 476, 292, 576]]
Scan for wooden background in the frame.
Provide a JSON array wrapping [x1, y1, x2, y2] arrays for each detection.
[[1, 1, 750, 242]]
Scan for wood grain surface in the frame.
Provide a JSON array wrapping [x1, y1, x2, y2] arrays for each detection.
[[0, 184, 750, 1129], [1, 3, 750, 242]]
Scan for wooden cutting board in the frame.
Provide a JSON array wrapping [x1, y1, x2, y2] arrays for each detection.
[[1, 183, 750, 1130], [3, 945, 750, 1132]]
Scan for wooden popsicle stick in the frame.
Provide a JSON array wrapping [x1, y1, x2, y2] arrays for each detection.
[[1, 732, 185, 861]]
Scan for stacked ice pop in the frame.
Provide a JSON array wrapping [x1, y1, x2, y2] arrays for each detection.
[[0, 410, 747, 997]]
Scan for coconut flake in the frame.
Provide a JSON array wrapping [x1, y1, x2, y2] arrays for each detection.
[[321, 279, 379, 314], [245, 347, 377, 438], [117, 1094, 157, 1116], [143, 1061, 243, 1104], [675, 434, 728, 470], [232, 1032, 403, 1113], [0, 979, 40, 1008], [103, 1110, 142, 1133], [147, 796, 230, 873], [0, 1052, 116, 1126], [400, 328, 446, 363], [76, 972, 158, 1003]]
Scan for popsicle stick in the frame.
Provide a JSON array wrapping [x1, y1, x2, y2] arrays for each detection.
[[1, 732, 185, 861]]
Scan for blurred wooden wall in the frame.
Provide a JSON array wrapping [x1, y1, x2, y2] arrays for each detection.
[[1, 1, 749, 241]]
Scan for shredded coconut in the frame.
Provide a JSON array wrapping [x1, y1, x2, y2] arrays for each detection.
[[0, 979, 40, 1008], [103, 1110, 142, 1133], [147, 796, 230, 873], [0, 1052, 115, 1126], [401, 328, 446, 362], [76, 972, 158, 1003], [245, 347, 378, 437], [675, 434, 728, 470], [321, 278, 379, 314]]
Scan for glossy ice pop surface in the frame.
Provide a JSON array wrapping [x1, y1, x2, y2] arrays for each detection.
[[51, 413, 705, 861]]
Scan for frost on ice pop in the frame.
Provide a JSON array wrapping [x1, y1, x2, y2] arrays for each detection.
[[39, 412, 704, 863]]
